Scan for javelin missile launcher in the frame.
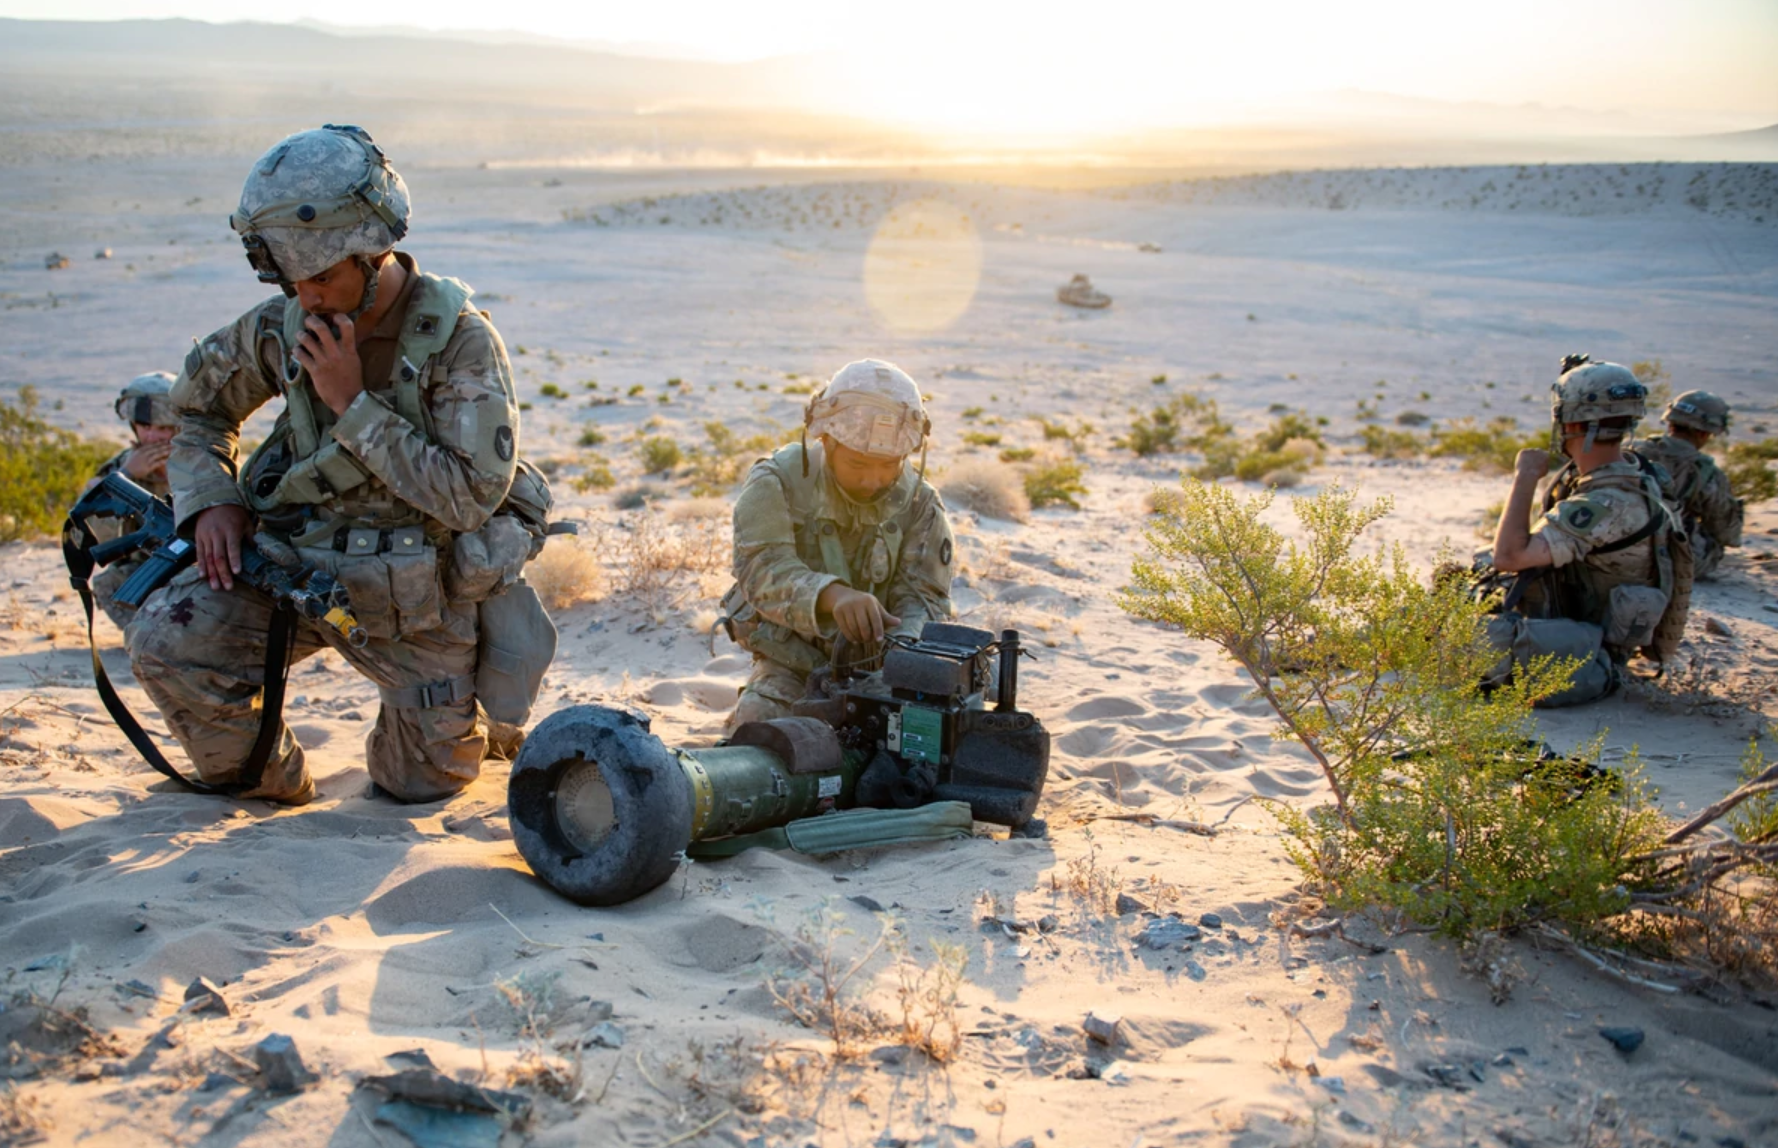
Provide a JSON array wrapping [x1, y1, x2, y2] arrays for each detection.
[[507, 623, 1049, 905]]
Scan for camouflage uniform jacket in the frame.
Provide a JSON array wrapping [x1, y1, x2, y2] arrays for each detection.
[[1530, 457, 1671, 633], [1635, 434, 1743, 551], [167, 253, 518, 549], [726, 441, 955, 674]]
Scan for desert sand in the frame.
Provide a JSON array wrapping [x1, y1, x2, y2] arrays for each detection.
[[2, 144, 1777, 1148]]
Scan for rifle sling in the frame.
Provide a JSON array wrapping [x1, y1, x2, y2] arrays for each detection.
[[66, 531, 297, 797]]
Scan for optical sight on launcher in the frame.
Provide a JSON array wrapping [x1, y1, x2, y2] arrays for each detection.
[[508, 622, 1050, 905]]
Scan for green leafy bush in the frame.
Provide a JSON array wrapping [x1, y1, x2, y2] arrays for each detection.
[[1024, 458, 1087, 509], [539, 383, 567, 399], [688, 420, 794, 495], [1429, 417, 1543, 473], [998, 446, 1036, 463], [577, 428, 606, 447], [1119, 480, 1668, 939], [963, 431, 1002, 447], [1360, 425, 1424, 459], [0, 387, 118, 542], [1724, 438, 1778, 504], [638, 436, 683, 474], [571, 461, 615, 492]]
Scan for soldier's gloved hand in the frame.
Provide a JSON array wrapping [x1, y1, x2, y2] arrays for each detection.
[[296, 313, 364, 416], [1514, 448, 1550, 478], [193, 504, 251, 591], [821, 584, 900, 646], [123, 441, 171, 483]]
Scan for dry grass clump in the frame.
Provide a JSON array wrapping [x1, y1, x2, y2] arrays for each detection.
[[527, 534, 608, 612], [666, 496, 731, 523], [939, 457, 1030, 522], [0, 1083, 49, 1144], [614, 513, 729, 614]]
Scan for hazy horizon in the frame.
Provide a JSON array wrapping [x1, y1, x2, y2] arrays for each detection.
[[1, 3, 1774, 144]]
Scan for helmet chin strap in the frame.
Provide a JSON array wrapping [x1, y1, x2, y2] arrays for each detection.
[[346, 254, 382, 323]]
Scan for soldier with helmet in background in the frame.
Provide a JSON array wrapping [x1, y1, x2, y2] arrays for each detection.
[[719, 359, 956, 732], [1482, 355, 1690, 706], [126, 124, 551, 806], [81, 371, 180, 627], [1634, 391, 1743, 579]]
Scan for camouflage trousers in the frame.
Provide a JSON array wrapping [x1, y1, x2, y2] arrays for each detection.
[[724, 656, 809, 735], [126, 566, 487, 803], [1482, 613, 1618, 708]]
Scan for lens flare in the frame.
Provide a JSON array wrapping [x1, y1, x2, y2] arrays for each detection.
[[862, 198, 981, 334]]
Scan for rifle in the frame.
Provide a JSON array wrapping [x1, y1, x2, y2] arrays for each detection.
[[63, 473, 367, 797], [70, 472, 367, 646]]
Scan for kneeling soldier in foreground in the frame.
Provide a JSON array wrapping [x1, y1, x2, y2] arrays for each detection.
[[1484, 356, 1689, 706], [720, 359, 956, 732], [127, 125, 546, 805]]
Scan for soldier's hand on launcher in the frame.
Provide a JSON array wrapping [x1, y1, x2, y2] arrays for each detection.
[[296, 314, 364, 416], [123, 441, 172, 483], [193, 504, 251, 591], [823, 585, 900, 646]]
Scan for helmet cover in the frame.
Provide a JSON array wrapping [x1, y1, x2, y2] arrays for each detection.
[[806, 359, 929, 458], [229, 125, 410, 286], [114, 370, 178, 427], [1663, 389, 1730, 435]]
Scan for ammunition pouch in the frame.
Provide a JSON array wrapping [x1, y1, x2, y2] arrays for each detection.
[[719, 583, 826, 678], [1604, 583, 1666, 652], [477, 580, 557, 727], [298, 526, 442, 642], [447, 514, 533, 601]]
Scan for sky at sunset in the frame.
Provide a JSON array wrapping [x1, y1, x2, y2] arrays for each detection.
[[3, 1, 1775, 137]]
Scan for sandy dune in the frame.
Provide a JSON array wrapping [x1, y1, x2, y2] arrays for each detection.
[[2, 155, 1776, 1146]]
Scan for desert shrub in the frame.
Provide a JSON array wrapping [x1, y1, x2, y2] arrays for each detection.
[[1254, 413, 1323, 452], [1361, 425, 1424, 459], [1119, 480, 1667, 938], [1228, 440, 1319, 485], [577, 427, 606, 447], [527, 535, 607, 612], [1121, 392, 1228, 457], [961, 406, 983, 420], [688, 420, 792, 495], [638, 436, 683, 474], [539, 383, 567, 399], [0, 387, 118, 542], [963, 431, 1002, 448], [998, 446, 1036, 463], [626, 383, 645, 397], [1395, 410, 1430, 427], [1039, 418, 1094, 451], [1024, 457, 1087, 509], [1429, 416, 1543, 473], [1725, 438, 1778, 504], [939, 458, 1030, 522], [571, 461, 615, 492]]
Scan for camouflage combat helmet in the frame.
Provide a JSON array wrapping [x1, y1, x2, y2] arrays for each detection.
[[1550, 353, 1646, 451], [1663, 389, 1731, 436], [805, 359, 929, 460], [114, 371, 178, 427], [228, 125, 409, 314]]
